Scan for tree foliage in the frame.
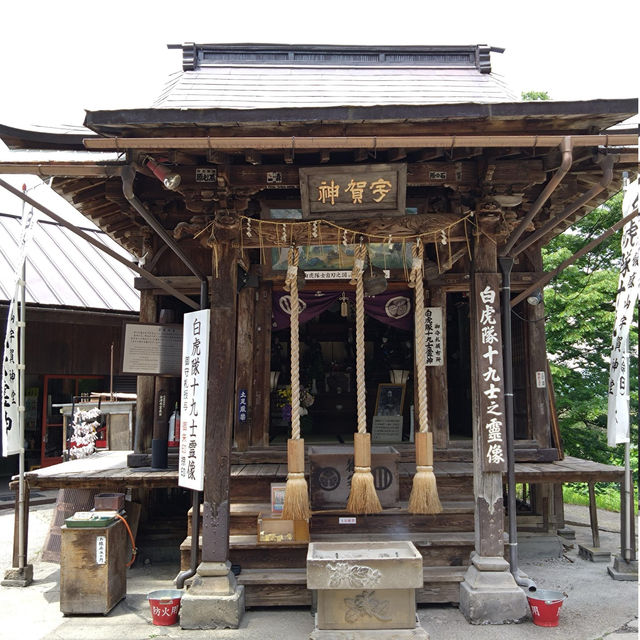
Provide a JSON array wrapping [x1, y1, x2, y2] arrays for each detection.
[[542, 192, 638, 477], [521, 90, 550, 101]]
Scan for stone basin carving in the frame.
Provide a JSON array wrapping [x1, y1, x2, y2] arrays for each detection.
[[307, 541, 428, 638], [307, 541, 423, 590]]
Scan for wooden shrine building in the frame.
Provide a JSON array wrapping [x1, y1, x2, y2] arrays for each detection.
[[0, 43, 637, 625]]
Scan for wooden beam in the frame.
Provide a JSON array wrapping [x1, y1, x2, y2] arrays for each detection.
[[84, 134, 638, 151], [251, 282, 272, 447]]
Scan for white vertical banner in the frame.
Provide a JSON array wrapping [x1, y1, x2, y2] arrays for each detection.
[[178, 309, 210, 491], [607, 179, 639, 447], [2, 203, 38, 457]]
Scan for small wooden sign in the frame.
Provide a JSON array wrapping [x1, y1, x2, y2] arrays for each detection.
[[299, 164, 407, 218], [425, 306, 444, 366]]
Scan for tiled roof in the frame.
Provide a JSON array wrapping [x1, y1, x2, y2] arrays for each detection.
[[0, 212, 139, 311], [153, 43, 517, 110]]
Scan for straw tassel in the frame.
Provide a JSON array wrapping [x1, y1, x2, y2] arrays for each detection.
[[346, 243, 382, 515], [408, 241, 442, 514], [281, 246, 310, 521], [282, 437, 310, 520], [408, 431, 441, 514]]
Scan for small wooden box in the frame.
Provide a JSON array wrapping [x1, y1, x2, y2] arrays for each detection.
[[60, 519, 127, 615], [257, 513, 309, 543]]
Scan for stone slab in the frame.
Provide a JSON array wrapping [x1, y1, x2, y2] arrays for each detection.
[[557, 527, 576, 540], [578, 545, 612, 562], [310, 613, 429, 639], [179, 584, 245, 629], [307, 541, 422, 589], [317, 588, 416, 630], [517, 534, 563, 560], [1, 564, 33, 587], [607, 556, 638, 581]]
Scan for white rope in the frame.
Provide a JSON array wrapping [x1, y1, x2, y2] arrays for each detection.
[[409, 241, 429, 434], [284, 247, 301, 440], [350, 243, 368, 434]]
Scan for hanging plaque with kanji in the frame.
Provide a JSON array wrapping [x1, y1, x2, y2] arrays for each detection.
[[299, 164, 407, 219]]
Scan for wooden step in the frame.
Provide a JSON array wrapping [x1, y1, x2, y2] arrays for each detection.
[[180, 534, 309, 571], [309, 504, 474, 537], [234, 566, 466, 607], [187, 502, 272, 537]]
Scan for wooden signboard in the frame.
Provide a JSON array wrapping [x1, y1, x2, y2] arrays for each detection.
[[424, 306, 444, 366], [474, 274, 507, 472], [121, 323, 183, 376], [178, 310, 210, 492], [308, 445, 399, 508], [299, 164, 407, 218]]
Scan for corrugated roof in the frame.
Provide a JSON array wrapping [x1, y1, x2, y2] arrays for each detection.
[[153, 43, 517, 110], [0, 212, 139, 311]]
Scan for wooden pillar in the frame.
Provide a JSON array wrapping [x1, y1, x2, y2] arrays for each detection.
[[469, 232, 505, 557], [524, 244, 550, 447], [427, 286, 449, 449], [134, 289, 156, 453], [251, 282, 272, 448], [234, 279, 255, 452], [460, 225, 527, 624], [202, 243, 238, 564]]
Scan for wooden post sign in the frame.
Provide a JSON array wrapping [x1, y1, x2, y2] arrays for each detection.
[[299, 164, 407, 218], [424, 306, 444, 366], [474, 275, 507, 472], [178, 309, 210, 491]]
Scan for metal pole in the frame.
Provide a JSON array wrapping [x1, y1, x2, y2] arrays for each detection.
[[17, 252, 26, 571], [176, 277, 209, 590]]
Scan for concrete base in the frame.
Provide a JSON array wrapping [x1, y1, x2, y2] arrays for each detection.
[[607, 555, 638, 581], [459, 556, 529, 625], [578, 544, 612, 562], [517, 534, 564, 560], [310, 613, 428, 639], [2, 564, 33, 587], [179, 562, 245, 629], [557, 527, 576, 540]]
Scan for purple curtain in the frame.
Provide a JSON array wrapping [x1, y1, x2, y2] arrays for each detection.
[[272, 290, 413, 331]]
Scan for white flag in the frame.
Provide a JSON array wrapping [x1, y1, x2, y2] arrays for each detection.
[[607, 179, 639, 447], [2, 204, 38, 457]]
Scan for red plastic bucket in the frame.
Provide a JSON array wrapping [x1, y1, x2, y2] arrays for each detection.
[[527, 589, 567, 627], [147, 589, 183, 625]]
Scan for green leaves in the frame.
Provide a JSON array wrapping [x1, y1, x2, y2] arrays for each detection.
[[543, 192, 638, 469]]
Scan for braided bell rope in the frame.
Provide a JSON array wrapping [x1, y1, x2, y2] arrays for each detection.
[[350, 244, 368, 435], [284, 247, 301, 440], [409, 241, 429, 434]]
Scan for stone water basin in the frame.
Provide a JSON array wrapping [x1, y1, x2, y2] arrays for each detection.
[[307, 541, 423, 590]]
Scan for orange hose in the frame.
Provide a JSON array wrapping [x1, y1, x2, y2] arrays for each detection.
[[115, 513, 137, 567]]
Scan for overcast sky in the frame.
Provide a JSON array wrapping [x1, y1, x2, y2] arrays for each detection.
[[0, 0, 637, 220]]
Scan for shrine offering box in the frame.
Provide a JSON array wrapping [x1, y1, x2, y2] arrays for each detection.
[[257, 513, 309, 543], [308, 445, 399, 509]]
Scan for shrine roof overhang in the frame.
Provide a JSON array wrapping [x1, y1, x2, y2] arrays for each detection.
[[0, 98, 637, 262], [81, 98, 638, 137]]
